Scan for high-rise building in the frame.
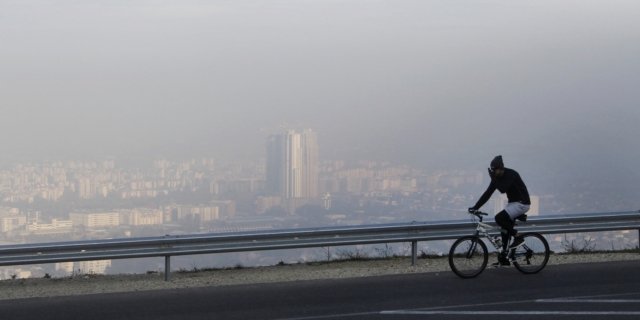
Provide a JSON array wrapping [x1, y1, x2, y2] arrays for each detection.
[[529, 196, 540, 216], [266, 134, 283, 195], [283, 130, 302, 198], [492, 194, 508, 215], [301, 129, 318, 198], [266, 129, 319, 213]]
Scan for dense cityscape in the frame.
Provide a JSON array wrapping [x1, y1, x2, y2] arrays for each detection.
[[0, 129, 636, 279]]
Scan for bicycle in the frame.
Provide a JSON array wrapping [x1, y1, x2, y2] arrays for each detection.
[[448, 210, 550, 279]]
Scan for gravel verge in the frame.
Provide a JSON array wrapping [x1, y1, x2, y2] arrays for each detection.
[[1, 252, 639, 301]]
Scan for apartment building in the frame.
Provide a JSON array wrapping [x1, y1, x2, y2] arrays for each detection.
[[118, 209, 163, 226], [0, 215, 26, 233], [69, 212, 120, 227], [26, 219, 73, 231], [78, 260, 111, 274]]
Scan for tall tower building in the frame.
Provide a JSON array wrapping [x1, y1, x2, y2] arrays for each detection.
[[301, 129, 318, 198], [528, 196, 540, 216], [266, 129, 319, 200], [266, 134, 283, 195], [283, 130, 303, 198], [492, 194, 508, 215]]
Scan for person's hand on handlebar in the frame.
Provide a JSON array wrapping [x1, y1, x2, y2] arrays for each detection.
[[468, 207, 477, 214]]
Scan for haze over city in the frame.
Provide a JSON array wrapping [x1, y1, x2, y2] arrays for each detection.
[[0, 1, 639, 277]]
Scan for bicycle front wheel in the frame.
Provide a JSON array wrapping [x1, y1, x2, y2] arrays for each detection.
[[448, 236, 488, 279], [512, 233, 550, 274]]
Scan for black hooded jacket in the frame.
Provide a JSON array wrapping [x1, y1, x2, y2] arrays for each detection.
[[472, 167, 531, 210]]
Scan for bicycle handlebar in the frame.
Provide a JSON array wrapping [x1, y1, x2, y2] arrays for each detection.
[[469, 210, 488, 217]]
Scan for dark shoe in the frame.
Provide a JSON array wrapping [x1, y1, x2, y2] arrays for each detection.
[[509, 236, 525, 249], [493, 254, 511, 268], [515, 214, 527, 222], [492, 260, 511, 268]]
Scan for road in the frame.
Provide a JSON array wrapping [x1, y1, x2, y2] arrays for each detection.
[[1, 260, 639, 319]]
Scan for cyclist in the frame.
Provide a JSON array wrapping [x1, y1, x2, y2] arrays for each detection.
[[468, 155, 531, 267]]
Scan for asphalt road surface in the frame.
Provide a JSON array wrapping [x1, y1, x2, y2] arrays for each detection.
[[1, 260, 639, 320]]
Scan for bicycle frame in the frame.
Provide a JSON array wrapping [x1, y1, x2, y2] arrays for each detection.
[[469, 214, 532, 262], [472, 217, 506, 254]]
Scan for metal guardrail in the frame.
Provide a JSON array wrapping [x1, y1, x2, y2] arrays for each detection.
[[1, 210, 639, 281]]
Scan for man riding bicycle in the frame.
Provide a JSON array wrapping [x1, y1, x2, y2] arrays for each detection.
[[469, 155, 531, 267]]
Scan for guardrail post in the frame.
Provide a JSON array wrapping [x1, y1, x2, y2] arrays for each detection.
[[165, 256, 171, 281], [411, 241, 418, 266]]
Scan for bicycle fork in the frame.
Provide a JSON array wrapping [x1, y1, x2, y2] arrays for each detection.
[[466, 237, 480, 259]]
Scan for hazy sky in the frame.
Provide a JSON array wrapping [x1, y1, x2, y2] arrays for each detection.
[[2, 1, 639, 184]]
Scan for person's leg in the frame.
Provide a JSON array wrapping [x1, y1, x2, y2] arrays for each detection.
[[494, 210, 516, 266], [504, 203, 530, 248], [495, 210, 516, 251]]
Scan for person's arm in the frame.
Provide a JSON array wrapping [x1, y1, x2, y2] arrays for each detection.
[[472, 182, 496, 210]]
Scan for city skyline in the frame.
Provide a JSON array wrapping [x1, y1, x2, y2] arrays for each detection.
[[0, 149, 635, 278]]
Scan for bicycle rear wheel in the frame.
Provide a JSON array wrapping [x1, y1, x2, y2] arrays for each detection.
[[512, 233, 550, 274], [448, 236, 488, 278]]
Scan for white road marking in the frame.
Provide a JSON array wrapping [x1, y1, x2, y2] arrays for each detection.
[[279, 292, 640, 319], [537, 299, 640, 303], [379, 292, 640, 317], [540, 291, 640, 300], [278, 298, 539, 319], [381, 311, 640, 315], [278, 311, 380, 320]]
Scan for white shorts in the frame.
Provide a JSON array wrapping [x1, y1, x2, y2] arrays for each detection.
[[505, 202, 530, 220]]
